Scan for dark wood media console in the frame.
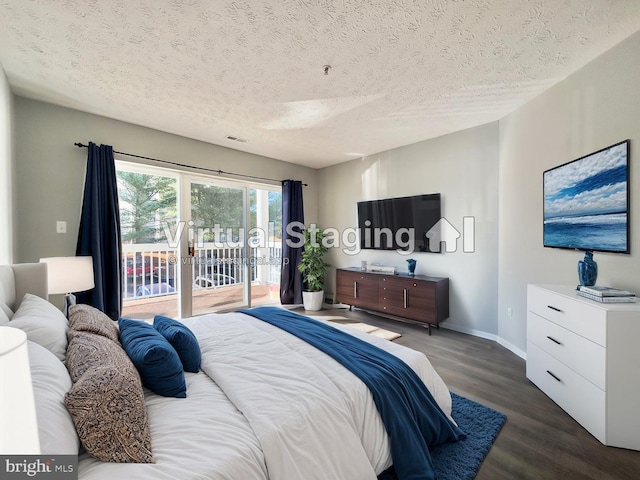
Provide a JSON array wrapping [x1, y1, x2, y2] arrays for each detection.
[[335, 267, 449, 334]]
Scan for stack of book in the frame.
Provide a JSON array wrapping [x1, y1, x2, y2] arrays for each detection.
[[576, 285, 637, 303]]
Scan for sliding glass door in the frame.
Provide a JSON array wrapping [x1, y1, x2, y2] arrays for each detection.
[[189, 178, 249, 316], [117, 163, 180, 320], [188, 178, 283, 316], [117, 161, 282, 320], [248, 187, 283, 306]]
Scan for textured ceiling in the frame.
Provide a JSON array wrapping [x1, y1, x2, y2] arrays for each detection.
[[1, 1, 640, 169]]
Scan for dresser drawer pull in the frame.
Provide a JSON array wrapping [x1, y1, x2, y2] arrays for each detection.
[[354, 282, 358, 298], [403, 288, 408, 308], [547, 305, 563, 313], [546, 370, 562, 382], [546, 336, 562, 345]]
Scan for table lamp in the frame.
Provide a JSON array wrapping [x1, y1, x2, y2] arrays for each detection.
[[39, 256, 95, 316], [0, 326, 40, 454]]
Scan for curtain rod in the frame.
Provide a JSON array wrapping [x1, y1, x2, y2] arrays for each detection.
[[73, 142, 307, 186]]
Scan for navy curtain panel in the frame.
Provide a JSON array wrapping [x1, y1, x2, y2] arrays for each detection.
[[280, 180, 304, 304], [76, 142, 123, 320]]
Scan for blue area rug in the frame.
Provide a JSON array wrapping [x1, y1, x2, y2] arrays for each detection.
[[378, 392, 506, 480]]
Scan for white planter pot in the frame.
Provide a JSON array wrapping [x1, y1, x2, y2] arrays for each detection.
[[302, 290, 324, 311]]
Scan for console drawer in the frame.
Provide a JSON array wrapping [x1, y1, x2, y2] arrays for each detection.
[[526, 342, 605, 443], [527, 312, 606, 389], [528, 285, 606, 346]]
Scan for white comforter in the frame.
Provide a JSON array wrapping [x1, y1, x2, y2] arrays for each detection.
[[78, 311, 452, 480]]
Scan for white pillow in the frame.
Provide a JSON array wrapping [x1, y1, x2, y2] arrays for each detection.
[[0, 305, 10, 325], [0, 302, 13, 324], [27, 340, 80, 455], [10, 294, 68, 361]]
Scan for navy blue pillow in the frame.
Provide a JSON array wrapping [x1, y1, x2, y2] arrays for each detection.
[[153, 315, 202, 373], [118, 317, 186, 398]]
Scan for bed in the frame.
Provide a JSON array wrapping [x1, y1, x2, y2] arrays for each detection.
[[0, 263, 461, 480]]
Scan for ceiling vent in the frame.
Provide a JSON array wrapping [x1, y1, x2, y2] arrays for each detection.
[[225, 135, 248, 143]]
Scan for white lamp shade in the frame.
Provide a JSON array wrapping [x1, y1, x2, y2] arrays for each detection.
[[39, 256, 95, 295], [0, 327, 40, 454]]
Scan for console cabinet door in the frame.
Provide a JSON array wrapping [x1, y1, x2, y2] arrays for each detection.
[[380, 276, 436, 323], [379, 276, 410, 317], [404, 280, 437, 323], [336, 269, 378, 308]]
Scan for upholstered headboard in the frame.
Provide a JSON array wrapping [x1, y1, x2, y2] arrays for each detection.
[[0, 263, 48, 312]]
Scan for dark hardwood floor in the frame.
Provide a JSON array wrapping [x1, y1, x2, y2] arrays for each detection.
[[304, 307, 640, 480]]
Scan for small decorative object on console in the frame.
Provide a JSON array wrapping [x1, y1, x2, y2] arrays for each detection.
[[365, 264, 397, 275], [407, 258, 417, 275], [577, 251, 597, 286]]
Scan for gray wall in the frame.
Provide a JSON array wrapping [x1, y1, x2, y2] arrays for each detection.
[[0, 63, 14, 264], [318, 122, 500, 338], [14, 98, 319, 263], [497, 30, 640, 353]]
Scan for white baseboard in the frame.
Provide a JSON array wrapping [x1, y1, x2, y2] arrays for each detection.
[[440, 323, 498, 342], [496, 337, 527, 360], [440, 323, 527, 360]]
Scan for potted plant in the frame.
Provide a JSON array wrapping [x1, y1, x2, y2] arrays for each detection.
[[298, 227, 331, 311]]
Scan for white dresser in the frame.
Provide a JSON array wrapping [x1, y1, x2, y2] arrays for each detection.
[[526, 284, 640, 450]]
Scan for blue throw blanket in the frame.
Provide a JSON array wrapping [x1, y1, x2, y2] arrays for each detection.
[[240, 307, 465, 480]]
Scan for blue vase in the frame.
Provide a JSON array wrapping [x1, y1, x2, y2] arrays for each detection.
[[407, 259, 416, 275], [578, 251, 597, 286]]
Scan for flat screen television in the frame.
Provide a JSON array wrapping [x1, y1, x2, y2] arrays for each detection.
[[357, 193, 441, 252], [543, 139, 630, 254]]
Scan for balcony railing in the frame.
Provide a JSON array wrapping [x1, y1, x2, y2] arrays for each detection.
[[122, 242, 282, 301]]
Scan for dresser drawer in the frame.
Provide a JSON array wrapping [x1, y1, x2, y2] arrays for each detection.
[[528, 285, 606, 346], [526, 342, 605, 443], [527, 312, 606, 389]]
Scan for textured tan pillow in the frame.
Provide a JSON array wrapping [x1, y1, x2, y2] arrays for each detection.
[[68, 304, 119, 342], [65, 331, 154, 463]]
